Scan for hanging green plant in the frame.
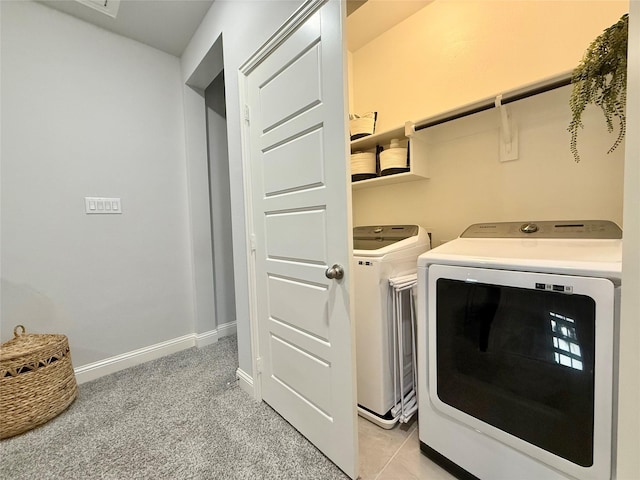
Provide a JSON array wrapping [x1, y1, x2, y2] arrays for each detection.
[[568, 13, 628, 162]]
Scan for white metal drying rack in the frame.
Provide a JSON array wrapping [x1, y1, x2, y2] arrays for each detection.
[[389, 273, 419, 425], [356, 273, 419, 430]]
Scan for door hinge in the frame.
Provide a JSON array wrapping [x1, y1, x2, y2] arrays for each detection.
[[244, 104, 250, 125], [256, 356, 263, 375], [250, 233, 256, 252]]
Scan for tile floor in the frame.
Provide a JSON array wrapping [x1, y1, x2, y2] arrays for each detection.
[[358, 416, 457, 480]]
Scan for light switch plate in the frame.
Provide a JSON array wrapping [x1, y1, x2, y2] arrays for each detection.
[[85, 197, 121, 214]]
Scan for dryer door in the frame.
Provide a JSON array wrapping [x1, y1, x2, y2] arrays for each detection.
[[426, 264, 615, 480]]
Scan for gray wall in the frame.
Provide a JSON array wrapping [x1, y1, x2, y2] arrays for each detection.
[[181, 0, 306, 378], [0, 1, 194, 366]]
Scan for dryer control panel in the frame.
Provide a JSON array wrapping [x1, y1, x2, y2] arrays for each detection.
[[460, 220, 622, 239], [353, 225, 419, 250]]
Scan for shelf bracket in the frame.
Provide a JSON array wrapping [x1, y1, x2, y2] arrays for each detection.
[[495, 94, 518, 162], [404, 121, 416, 138]]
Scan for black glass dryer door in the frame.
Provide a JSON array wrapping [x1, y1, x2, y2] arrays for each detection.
[[435, 278, 596, 467]]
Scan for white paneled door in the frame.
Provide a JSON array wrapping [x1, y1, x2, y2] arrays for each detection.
[[241, 1, 357, 478]]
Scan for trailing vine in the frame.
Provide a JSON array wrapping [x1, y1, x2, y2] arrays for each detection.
[[568, 13, 628, 162]]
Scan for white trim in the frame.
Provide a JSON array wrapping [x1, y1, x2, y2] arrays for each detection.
[[74, 334, 195, 384], [216, 320, 237, 339], [194, 322, 236, 347], [235, 367, 255, 397], [238, 41, 262, 402], [194, 329, 218, 348], [74, 323, 236, 384], [238, 0, 326, 75]]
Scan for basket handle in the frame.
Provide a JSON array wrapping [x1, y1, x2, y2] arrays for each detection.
[[13, 325, 26, 337]]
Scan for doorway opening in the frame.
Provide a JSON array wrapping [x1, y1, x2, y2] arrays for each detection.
[[184, 33, 238, 341], [205, 70, 236, 327]]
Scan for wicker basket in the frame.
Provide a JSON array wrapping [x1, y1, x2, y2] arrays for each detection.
[[0, 325, 78, 439]]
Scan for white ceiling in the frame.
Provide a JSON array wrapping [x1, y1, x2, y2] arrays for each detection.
[[39, 0, 214, 57], [39, 0, 431, 58], [347, 0, 433, 52]]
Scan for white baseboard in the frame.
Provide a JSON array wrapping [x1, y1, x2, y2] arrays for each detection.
[[75, 322, 236, 384], [194, 329, 218, 348], [74, 334, 195, 384], [236, 367, 255, 397], [217, 320, 237, 339], [195, 321, 236, 348]]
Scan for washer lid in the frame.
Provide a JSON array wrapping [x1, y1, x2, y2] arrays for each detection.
[[353, 225, 418, 250]]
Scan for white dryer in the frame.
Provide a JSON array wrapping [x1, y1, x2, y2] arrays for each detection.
[[353, 225, 431, 428], [417, 220, 622, 480]]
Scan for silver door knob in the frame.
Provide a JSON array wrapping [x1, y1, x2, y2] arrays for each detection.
[[325, 264, 344, 280]]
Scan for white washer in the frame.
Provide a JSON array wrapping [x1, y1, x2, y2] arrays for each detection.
[[417, 220, 622, 480], [353, 225, 431, 428]]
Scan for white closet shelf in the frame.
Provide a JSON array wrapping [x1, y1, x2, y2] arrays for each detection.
[[350, 121, 429, 188], [352, 171, 425, 190], [350, 124, 406, 152], [349, 71, 575, 189]]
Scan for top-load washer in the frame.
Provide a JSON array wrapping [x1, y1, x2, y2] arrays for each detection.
[[417, 220, 622, 480], [353, 225, 430, 428]]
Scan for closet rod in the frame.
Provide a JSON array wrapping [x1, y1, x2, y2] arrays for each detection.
[[413, 72, 573, 132]]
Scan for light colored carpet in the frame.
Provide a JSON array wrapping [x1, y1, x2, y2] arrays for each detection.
[[0, 335, 348, 479]]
